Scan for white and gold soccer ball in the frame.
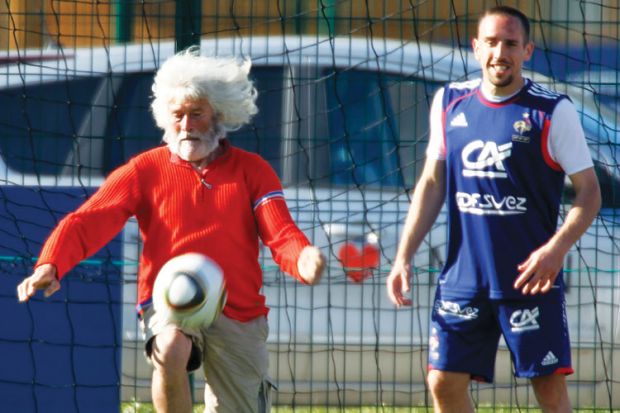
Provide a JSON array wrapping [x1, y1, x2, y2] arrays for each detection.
[[153, 253, 227, 329]]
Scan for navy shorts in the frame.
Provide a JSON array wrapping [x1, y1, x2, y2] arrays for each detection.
[[428, 288, 573, 382]]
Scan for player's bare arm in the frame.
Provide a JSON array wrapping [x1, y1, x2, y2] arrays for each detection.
[[17, 263, 60, 302], [514, 167, 601, 295], [387, 158, 446, 307]]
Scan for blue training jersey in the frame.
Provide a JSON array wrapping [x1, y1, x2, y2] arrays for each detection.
[[439, 79, 567, 299]]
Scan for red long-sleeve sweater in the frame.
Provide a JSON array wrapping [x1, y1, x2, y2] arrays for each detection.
[[36, 140, 311, 321]]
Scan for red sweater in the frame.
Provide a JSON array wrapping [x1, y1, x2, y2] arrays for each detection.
[[37, 141, 311, 321]]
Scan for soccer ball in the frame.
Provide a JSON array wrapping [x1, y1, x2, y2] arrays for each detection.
[[153, 253, 227, 329]]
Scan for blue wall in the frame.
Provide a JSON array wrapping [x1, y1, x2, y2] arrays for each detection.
[[0, 187, 123, 413]]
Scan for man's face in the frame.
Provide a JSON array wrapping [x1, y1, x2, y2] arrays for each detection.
[[165, 98, 221, 162], [473, 13, 534, 95]]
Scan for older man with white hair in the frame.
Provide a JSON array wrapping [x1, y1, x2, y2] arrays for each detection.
[[17, 48, 325, 413]]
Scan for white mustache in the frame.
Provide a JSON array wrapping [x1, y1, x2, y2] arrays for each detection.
[[179, 134, 201, 140], [164, 120, 224, 144]]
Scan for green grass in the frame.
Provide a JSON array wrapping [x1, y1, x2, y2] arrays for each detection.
[[120, 403, 620, 413], [273, 409, 619, 413]]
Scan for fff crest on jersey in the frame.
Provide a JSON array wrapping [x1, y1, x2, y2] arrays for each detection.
[[512, 112, 532, 143]]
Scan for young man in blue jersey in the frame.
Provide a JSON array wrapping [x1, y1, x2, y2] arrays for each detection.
[[387, 6, 601, 413]]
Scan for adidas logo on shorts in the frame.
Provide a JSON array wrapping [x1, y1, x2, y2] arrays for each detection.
[[541, 351, 559, 366]]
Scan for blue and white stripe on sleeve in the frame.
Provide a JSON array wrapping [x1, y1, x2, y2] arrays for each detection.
[[253, 190, 285, 211]]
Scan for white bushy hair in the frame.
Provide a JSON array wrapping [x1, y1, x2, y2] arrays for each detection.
[[151, 47, 258, 133]]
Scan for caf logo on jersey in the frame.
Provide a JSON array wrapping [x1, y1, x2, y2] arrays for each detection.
[[461, 140, 512, 179]]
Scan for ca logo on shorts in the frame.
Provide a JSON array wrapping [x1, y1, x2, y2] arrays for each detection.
[[509, 307, 540, 332]]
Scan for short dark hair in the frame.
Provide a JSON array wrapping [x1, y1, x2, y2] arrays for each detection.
[[478, 6, 531, 43]]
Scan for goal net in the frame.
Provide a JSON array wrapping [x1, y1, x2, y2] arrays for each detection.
[[0, 1, 618, 410]]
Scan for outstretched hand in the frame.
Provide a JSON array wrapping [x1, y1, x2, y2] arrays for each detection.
[[297, 245, 326, 285], [17, 263, 60, 302], [386, 260, 413, 307]]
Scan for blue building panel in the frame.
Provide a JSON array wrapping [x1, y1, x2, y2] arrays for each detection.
[[0, 187, 123, 413]]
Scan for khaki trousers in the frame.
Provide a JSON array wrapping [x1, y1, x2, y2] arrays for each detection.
[[141, 306, 273, 412]]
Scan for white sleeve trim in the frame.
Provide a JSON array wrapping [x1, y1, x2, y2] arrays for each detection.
[[548, 99, 594, 175], [426, 87, 445, 160]]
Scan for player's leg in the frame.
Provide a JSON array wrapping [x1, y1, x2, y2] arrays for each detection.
[[531, 374, 571, 412], [139, 302, 204, 413], [428, 293, 501, 412], [496, 289, 573, 413], [150, 328, 193, 413], [427, 370, 474, 413], [202, 314, 272, 413]]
